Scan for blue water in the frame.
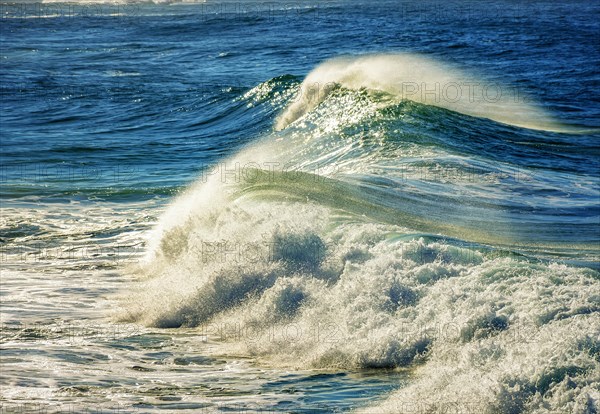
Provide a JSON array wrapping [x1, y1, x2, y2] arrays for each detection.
[[1, 1, 599, 413], [2, 1, 599, 198]]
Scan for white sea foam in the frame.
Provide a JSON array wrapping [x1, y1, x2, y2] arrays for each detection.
[[122, 164, 599, 413]]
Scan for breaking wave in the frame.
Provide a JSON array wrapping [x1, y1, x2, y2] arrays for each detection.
[[120, 54, 600, 413]]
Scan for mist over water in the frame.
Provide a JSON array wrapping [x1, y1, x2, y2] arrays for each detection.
[[1, 0, 599, 413]]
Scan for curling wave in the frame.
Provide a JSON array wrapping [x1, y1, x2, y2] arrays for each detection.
[[276, 53, 567, 132], [120, 54, 600, 414]]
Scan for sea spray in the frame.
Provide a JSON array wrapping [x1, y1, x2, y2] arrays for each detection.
[[276, 53, 566, 132]]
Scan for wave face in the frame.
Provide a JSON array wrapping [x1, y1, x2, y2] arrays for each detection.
[[122, 55, 600, 413]]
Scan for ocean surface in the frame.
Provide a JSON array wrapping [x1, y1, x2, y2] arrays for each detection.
[[1, 0, 599, 412]]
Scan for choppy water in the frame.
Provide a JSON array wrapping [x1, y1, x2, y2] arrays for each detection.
[[1, 1, 599, 413]]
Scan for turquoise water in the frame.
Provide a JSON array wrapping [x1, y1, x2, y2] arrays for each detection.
[[1, 1, 599, 413]]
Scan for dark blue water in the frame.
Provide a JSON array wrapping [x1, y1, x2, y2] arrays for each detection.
[[1, 1, 599, 413], [2, 1, 599, 198]]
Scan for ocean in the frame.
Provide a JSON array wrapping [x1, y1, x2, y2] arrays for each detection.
[[0, 1, 599, 413]]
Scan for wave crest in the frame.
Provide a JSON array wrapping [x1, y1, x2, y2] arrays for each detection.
[[276, 53, 566, 132]]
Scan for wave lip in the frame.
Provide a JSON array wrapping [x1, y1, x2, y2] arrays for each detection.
[[276, 53, 569, 132]]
